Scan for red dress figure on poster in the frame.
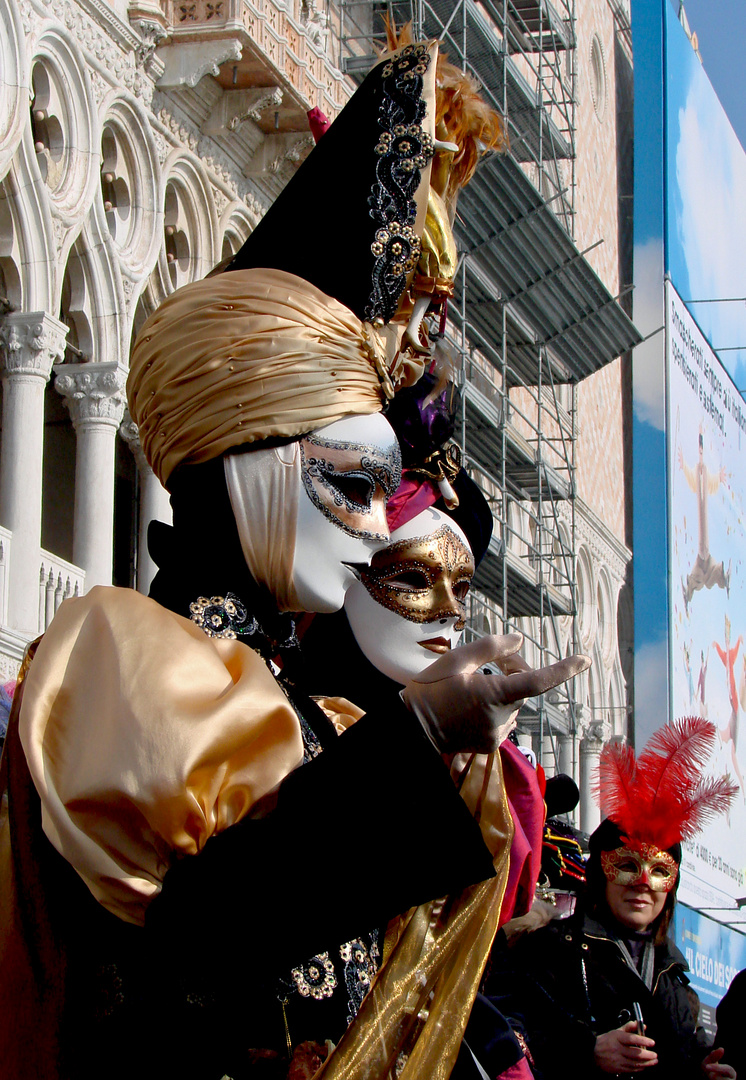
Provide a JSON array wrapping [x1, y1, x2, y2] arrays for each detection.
[[713, 615, 744, 797]]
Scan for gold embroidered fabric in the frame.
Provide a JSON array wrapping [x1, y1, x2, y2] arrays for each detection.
[[17, 587, 304, 926], [315, 750, 513, 1080], [128, 268, 423, 487]]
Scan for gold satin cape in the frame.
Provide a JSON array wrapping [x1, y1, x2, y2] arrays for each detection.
[[17, 586, 305, 925], [16, 589, 512, 1078]]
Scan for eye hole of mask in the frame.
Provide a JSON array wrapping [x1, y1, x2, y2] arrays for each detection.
[[453, 579, 472, 601], [382, 569, 433, 592], [651, 864, 674, 878], [325, 470, 375, 510]]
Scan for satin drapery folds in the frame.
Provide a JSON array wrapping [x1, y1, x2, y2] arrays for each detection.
[[128, 268, 422, 488], [18, 587, 305, 925]]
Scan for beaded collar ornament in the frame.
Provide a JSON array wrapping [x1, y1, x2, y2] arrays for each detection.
[[190, 592, 298, 658]]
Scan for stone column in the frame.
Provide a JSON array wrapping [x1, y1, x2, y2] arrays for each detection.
[[54, 363, 126, 589], [557, 730, 575, 781], [0, 312, 67, 633], [557, 730, 578, 826], [579, 711, 611, 834], [541, 733, 557, 779], [120, 408, 172, 594]]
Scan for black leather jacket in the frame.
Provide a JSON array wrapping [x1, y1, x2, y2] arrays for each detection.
[[483, 909, 711, 1080]]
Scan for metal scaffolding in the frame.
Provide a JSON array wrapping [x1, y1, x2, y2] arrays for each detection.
[[331, 0, 640, 767]]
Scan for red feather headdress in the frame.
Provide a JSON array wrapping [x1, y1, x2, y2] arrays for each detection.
[[595, 717, 737, 851]]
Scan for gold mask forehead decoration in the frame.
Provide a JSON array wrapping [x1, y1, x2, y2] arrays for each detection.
[[360, 523, 474, 626], [601, 842, 679, 893]]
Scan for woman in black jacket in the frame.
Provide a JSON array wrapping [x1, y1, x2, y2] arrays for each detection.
[[482, 721, 737, 1080]]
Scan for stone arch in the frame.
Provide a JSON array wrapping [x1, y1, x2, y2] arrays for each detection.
[[608, 659, 628, 739], [0, 180, 22, 310], [2, 135, 56, 310], [219, 200, 258, 262], [160, 153, 218, 290], [596, 565, 618, 671], [0, 0, 28, 179], [58, 216, 123, 366], [28, 27, 99, 230], [576, 543, 597, 653], [97, 92, 163, 278]]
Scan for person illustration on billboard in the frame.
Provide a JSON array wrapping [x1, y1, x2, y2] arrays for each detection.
[[713, 615, 744, 798], [678, 430, 730, 614]]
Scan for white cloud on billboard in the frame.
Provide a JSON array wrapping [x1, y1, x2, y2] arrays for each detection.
[[674, 68, 746, 389], [632, 238, 666, 430]]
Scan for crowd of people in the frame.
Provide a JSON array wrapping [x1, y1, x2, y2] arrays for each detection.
[[0, 28, 742, 1080]]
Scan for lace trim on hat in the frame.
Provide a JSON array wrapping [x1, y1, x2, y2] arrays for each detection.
[[366, 44, 434, 324]]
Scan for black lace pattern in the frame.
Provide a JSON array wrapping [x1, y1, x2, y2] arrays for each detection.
[[340, 932, 381, 1025], [189, 592, 299, 661], [366, 43, 434, 324], [189, 593, 258, 639]]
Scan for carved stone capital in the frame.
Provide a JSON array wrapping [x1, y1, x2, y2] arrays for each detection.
[[201, 86, 284, 137], [54, 362, 127, 430], [579, 711, 612, 749], [0, 312, 68, 381], [131, 17, 169, 69]]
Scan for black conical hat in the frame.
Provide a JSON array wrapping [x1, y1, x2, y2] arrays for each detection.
[[225, 42, 437, 325]]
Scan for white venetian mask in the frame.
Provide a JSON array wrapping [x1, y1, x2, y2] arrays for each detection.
[[225, 413, 401, 614], [292, 413, 402, 612], [344, 506, 475, 684]]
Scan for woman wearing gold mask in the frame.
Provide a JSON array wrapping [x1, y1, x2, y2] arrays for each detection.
[[478, 719, 737, 1080]]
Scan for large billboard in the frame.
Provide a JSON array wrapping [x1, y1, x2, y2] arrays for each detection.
[[667, 281, 746, 911], [673, 903, 746, 1036], [632, 0, 746, 945]]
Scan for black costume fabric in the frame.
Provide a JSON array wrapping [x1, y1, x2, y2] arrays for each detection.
[[225, 44, 434, 325], [480, 907, 711, 1080], [0, 463, 495, 1080], [715, 968, 746, 1079]]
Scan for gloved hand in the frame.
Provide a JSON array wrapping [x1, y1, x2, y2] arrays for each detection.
[[402, 633, 591, 755]]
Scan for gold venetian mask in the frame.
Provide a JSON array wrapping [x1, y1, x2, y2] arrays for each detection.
[[359, 524, 475, 626], [601, 843, 679, 893]]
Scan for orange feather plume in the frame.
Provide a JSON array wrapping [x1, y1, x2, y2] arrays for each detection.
[[382, 17, 507, 199]]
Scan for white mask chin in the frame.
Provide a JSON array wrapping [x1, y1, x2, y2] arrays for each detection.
[[291, 413, 401, 613], [344, 507, 474, 684]]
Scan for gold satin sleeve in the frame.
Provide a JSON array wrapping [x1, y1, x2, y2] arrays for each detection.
[[18, 586, 304, 926]]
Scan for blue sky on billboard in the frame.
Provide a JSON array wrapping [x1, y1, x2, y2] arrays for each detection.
[[681, 0, 746, 153], [665, 1, 746, 391]]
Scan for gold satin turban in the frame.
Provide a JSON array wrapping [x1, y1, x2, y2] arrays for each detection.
[[128, 267, 422, 487]]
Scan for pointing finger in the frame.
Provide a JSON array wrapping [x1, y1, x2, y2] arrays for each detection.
[[496, 654, 590, 700]]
